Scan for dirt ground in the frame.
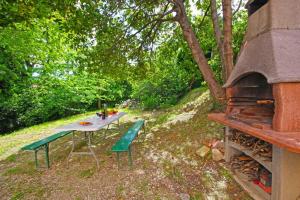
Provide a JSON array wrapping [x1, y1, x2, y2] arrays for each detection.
[[0, 91, 252, 200]]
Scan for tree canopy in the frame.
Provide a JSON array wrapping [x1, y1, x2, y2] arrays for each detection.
[[0, 0, 247, 133]]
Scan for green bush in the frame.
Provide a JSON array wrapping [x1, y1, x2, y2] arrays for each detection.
[[0, 74, 132, 134], [133, 68, 190, 109]]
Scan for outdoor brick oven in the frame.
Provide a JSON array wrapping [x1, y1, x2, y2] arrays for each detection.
[[208, 0, 300, 199]]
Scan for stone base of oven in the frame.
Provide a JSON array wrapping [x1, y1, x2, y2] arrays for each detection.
[[271, 146, 300, 200], [225, 127, 300, 200]]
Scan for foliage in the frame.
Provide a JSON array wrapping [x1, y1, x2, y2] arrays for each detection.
[[132, 27, 205, 109], [0, 14, 130, 133], [133, 70, 188, 109], [0, 0, 248, 133]]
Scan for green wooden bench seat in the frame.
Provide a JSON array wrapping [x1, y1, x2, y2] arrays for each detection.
[[111, 120, 145, 169], [21, 131, 72, 168]]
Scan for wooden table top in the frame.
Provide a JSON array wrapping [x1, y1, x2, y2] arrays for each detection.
[[56, 112, 126, 132]]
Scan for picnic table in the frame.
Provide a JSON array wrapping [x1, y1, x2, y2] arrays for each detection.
[[56, 112, 126, 168]]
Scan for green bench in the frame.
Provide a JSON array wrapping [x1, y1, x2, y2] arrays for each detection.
[[111, 120, 145, 169], [21, 131, 72, 168]]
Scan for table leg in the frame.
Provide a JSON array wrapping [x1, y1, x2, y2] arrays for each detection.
[[67, 132, 75, 168], [87, 132, 99, 168], [84, 131, 88, 141], [104, 124, 110, 138]]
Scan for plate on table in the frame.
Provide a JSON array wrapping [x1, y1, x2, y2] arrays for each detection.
[[79, 121, 93, 126]]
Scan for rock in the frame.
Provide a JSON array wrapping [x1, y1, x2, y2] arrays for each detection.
[[196, 146, 210, 158], [145, 133, 154, 141], [186, 141, 192, 146], [119, 99, 139, 108], [212, 140, 224, 150], [135, 169, 145, 175], [164, 110, 197, 126], [190, 160, 198, 167], [212, 149, 224, 161], [179, 193, 190, 200], [151, 127, 159, 132]]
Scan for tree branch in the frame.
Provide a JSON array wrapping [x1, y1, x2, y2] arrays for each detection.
[[199, 1, 211, 29], [210, 0, 224, 54], [233, 0, 242, 16]]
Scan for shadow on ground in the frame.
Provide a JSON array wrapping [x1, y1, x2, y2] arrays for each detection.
[[0, 90, 252, 200]]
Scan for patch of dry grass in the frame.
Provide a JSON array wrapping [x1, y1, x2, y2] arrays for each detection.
[[0, 89, 252, 200]]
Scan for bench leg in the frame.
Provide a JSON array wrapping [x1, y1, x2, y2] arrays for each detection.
[[143, 123, 146, 134], [117, 152, 120, 170], [34, 150, 39, 168], [143, 124, 147, 141], [45, 144, 50, 169], [128, 146, 132, 168]]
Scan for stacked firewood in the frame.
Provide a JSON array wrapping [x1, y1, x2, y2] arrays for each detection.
[[231, 155, 260, 180], [230, 130, 272, 161]]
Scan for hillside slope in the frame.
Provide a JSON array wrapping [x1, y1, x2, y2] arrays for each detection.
[[0, 88, 251, 200]]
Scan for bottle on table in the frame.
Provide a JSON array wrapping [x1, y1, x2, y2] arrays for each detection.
[[102, 103, 107, 119]]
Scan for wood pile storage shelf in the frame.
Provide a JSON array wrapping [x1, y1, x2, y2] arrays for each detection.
[[226, 128, 273, 200], [208, 113, 300, 153], [228, 141, 272, 172]]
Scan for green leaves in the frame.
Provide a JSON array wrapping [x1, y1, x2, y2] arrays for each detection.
[[0, 0, 248, 133]]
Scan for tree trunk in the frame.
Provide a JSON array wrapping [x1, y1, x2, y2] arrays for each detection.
[[222, 0, 234, 80], [174, 0, 225, 100], [188, 75, 195, 91], [210, 0, 226, 82]]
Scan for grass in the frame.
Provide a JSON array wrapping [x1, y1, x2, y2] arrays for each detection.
[[190, 192, 204, 200], [6, 154, 17, 163], [78, 168, 95, 178], [3, 164, 37, 176], [164, 161, 184, 183], [121, 107, 144, 116], [0, 88, 252, 200], [219, 166, 234, 182], [105, 149, 113, 156], [173, 87, 208, 110], [7, 180, 47, 200], [155, 113, 173, 125], [201, 171, 214, 187], [137, 180, 149, 193], [10, 191, 24, 200], [0, 87, 215, 162], [115, 184, 125, 197]]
